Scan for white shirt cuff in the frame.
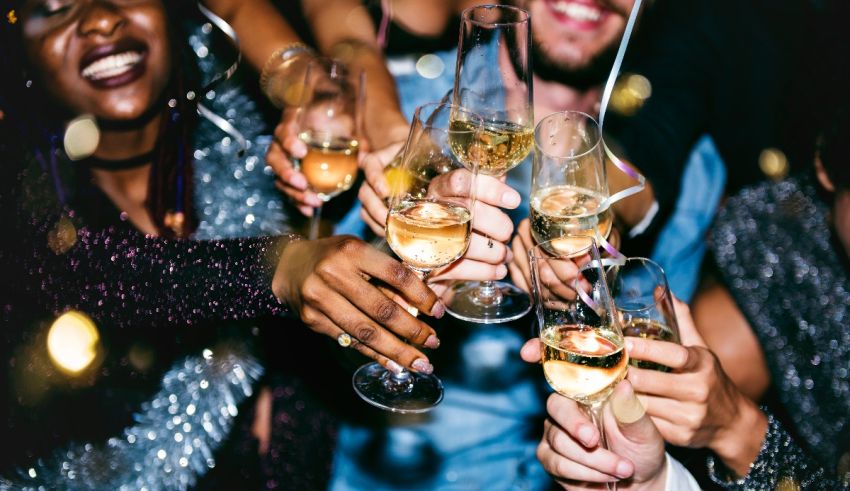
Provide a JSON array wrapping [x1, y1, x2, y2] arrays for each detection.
[[664, 452, 702, 490]]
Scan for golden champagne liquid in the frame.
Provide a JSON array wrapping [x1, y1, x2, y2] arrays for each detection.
[[541, 325, 628, 406], [386, 199, 472, 271], [530, 185, 613, 255], [299, 133, 359, 200], [622, 318, 677, 372], [448, 119, 534, 176]]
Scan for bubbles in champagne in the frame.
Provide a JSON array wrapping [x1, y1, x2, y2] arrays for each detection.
[[386, 199, 472, 271], [531, 185, 613, 255], [448, 119, 533, 176]]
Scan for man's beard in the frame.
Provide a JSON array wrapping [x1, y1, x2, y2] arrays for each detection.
[[529, 37, 619, 91]]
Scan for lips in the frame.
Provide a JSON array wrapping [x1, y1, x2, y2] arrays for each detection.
[[79, 37, 148, 89], [544, 0, 609, 30]]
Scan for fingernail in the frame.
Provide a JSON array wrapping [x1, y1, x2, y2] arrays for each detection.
[[412, 359, 433, 375], [505, 249, 515, 263], [625, 338, 634, 352], [577, 424, 595, 446], [502, 191, 521, 208], [425, 335, 440, 349], [496, 265, 508, 278], [611, 383, 645, 424], [431, 302, 446, 319], [292, 174, 307, 189], [386, 360, 404, 375], [309, 196, 323, 207], [616, 460, 633, 479]]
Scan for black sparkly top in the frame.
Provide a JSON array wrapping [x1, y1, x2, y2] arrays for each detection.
[[708, 174, 850, 488]]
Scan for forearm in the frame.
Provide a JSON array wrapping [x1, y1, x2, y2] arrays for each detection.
[[303, 0, 408, 148], [203, 0, 303, 73]]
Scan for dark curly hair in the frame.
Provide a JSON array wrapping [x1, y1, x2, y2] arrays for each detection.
[[0, 1, 201, 237]]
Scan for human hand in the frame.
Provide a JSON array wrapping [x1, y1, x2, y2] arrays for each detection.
[[273, 236, 445, 374], [357, 142, 405, 236], [266, 109, 322, 216], [625, 298, 767, 476], [508, 218, 534, 293], [535, 381, 668, 490]]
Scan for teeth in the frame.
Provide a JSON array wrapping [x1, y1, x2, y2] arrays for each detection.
[[552, 1, 602, 22], [81, 51, 142, 80]]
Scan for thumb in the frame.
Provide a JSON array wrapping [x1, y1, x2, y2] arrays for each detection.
[[610, 380, 659, 445], [671, 296, 707, 348]]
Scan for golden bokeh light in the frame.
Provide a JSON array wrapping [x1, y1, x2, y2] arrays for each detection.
[[775, 477, 800, 491], [759, 148, 789, 181], [610, 74, 652, 116], [384, 165, 413, 199], [47, 216, 78, 255], [47, 311, 101, 375], [64, 114, 100, 161]]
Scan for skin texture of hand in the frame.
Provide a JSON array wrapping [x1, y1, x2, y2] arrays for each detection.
[[272, 236, 445, 375], [625, 299, 768, 477], [533, 380, 668, 490]]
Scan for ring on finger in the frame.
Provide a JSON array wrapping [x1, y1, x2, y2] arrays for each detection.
[[337, 332, 354, 347]]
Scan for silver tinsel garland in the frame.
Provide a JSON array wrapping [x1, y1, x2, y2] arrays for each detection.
[[0, 347, 262, 491]]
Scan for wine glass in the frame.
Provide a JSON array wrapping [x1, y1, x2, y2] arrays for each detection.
[[608, 257, 680, 372], [444, 4, 535, 324], [295, 58, 364, 239], [531, 111, 613, 256], [352, 102, 480, 413], [530, 236, 627, 490]]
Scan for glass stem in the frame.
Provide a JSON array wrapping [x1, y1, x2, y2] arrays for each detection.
[[587, 402, 616, 491], [472, 236, 503, 305], [309, 202, 323, 240]]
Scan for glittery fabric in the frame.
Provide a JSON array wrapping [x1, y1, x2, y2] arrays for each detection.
[[709, 174, 850, 487], [0, 346, 262, 491]]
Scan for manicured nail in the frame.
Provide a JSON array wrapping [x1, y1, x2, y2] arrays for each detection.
[[425, 335, 440, 349], [496, 265, 508, 278], [616, 460, 633, 479], [412, 359, 433, 374], [577, 424, 595, 446], [386, 360, 404, 375], [502, 190, 521, 208], [292, 174, 307, 189], [431, 302, 446, 319], [612, 383, 645, 425], [505, 248, 515, 263]]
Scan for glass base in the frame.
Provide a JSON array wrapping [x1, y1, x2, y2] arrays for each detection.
[[352, 362, 443, 414], [443, 280, 532, 324]]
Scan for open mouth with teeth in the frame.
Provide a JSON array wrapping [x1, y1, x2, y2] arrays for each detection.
[[545, 0, 609, 28], [79, 38, 148, 89]]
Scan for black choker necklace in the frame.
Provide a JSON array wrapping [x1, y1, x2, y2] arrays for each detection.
[[82, 150, 156, 170]]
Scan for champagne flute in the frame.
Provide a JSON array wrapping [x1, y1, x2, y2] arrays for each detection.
[[530, 236, 627, 491], [445, 4, 535, 323], [609, 257, 680, 372], [531, 111, 613, 256], [295, 58, 364, 239], [352, 102, 480, 413]]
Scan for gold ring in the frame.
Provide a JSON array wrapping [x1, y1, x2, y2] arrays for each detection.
[[337, 333, 353, 347]]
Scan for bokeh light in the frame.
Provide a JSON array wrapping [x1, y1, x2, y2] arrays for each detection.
[[47, 216, 78, 255], [416, 54, 445, 80], [610, 73, 652, 116], [47, 311, 101, 375], [64, 114, 100, 161], [759, 148, 789, 181]]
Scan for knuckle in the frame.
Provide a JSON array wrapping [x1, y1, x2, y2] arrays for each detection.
[[373, 299, 399, 324], [337, 236, 364, 255], [389, 261, 415, 286], [355, 324, 378, 344], [301, 279, 322, 303]]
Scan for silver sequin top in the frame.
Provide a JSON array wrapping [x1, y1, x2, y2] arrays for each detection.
[[708, 174, 850, 489]]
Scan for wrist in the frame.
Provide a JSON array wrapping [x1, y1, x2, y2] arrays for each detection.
[[711, 396, 768, 477], [271, 234, 304, 302]]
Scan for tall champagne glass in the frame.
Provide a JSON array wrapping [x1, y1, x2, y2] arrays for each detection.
[[295, 58, 364, 239], [609, 257, 680, 372], [352, 102, 480, 413], [530, 236, 627, 490], [531, 111, 612, 255], [445, 4, 535, 323]]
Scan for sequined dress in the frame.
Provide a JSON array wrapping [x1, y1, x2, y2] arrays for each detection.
[[708, 174, 850, 489], [0, 20, 337, 491]]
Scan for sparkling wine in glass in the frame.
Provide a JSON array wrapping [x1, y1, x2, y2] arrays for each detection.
[[444, 4, 535, 324], [530, 236, 627, 490], [352, 102, 479, 413], [609, 257, 680, 372], [531, 111, 613, 256], [295, 58, 364, 239]]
